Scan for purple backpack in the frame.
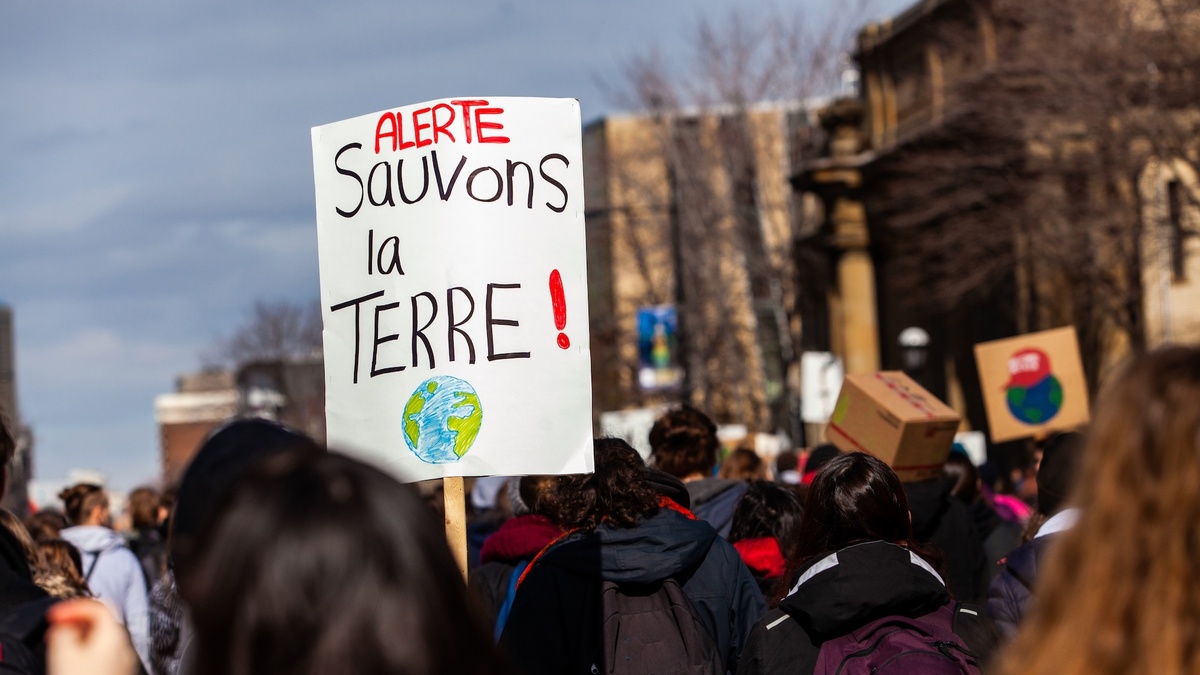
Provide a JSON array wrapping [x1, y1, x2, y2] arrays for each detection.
[[813, 605, 981, 675]]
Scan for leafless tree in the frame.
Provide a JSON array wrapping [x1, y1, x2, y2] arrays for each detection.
[[204, 299, 322, 368], [598, 4, 872, 434], [877, 0, 1200, 386]]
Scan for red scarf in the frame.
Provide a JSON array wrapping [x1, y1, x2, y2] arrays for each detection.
[[732, 537, 786, 579]]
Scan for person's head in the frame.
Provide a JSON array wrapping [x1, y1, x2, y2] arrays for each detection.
[[58, 484, 109, 527], [36, 539, 90, 599], [998, 346, 1200, 675], [729, 480, 804, 554], [170, 417, 322, 581], [801, 444, 841, 486], [516, 475, 555, 516], [942, 449, 981, 504], [543, 438, 660, 532], [718, 448, 766, 481], [126, 486, 160, 530], [774, 449, 801, 484], [0, 508, 40, 566], [792, 452, 913, 561], [180, 450, 503, 675], [648, 405, 720, 479], [24, 509, 69, 542], [1034, 430, 1083, 517]]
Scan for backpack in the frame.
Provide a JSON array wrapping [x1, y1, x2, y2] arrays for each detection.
[[813, 604, 982, 675], [599, 578, 722, 675]]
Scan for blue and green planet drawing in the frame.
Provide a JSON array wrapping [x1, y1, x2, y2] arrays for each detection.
[[402, 376, 483, 463]]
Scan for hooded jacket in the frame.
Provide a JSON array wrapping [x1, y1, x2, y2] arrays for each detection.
[[686, 478, 748, 539], [904, 478, 988, 602], [737, 541, 988, 675], [470, 514, 563, 631], [61, 525, 150, 672], [499, 506, 764, 674]]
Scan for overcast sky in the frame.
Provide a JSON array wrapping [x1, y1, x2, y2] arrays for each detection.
[[0, 0, 910, 491]]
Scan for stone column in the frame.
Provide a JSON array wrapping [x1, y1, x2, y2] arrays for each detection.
[[831, 198, 881, 375]]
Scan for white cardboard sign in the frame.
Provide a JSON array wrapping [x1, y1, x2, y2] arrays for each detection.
[[312, 97, 594, 482]]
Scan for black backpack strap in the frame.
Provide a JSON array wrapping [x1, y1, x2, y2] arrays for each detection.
[[951, 601, 1002, 668], [83, 549, 105, 584]]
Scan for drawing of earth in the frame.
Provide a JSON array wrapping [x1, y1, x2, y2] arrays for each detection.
[[402, 376, 483, 464], [1004, 348, 1063, 425]]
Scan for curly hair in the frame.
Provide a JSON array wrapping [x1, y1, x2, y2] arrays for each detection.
[[648, 405, 720, 479], [543, 438, 660, 532]]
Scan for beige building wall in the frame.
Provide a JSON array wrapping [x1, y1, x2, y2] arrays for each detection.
[[585, 105, 804, 431], [1140, 157, 1200, 346]]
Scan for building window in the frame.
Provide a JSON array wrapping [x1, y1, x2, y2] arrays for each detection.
[[1167, 180, 1186, 281]]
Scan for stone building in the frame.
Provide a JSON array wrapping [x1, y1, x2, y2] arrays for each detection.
[[583, 103, 812, 438], [793, 0, 1200, 440]]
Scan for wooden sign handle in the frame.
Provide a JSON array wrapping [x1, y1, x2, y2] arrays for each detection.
[[443, 476, 468, 580]]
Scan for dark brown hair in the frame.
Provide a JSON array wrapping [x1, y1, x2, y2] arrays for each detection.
[[127, 486, 160, 530], [37, 539, 90, 599], [718, 448, 766, 481], [58, 483, 107, 525], [24, 510, 68, 542], [729, 480, 804, 552], [649, 405, 720, 478], [182, 449, 508, 675], [543, 438, 660, 532], [776, 452, 923, 602]]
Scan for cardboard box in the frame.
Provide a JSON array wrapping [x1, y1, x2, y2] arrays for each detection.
[[827, 371, 962, 482], [973, 326, 1089, 443]]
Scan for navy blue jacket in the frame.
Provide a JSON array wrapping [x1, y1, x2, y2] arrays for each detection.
[[986, 535, 1056, 640], [499, 506, 765, 674]]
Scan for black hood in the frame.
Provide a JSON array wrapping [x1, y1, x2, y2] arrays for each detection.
[[541, 507, 718, 584], [779, 541, 949, 639], [903, 478, 954, 542]]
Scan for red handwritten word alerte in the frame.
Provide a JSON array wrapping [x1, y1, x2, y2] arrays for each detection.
[[374, 100, 510, 153]]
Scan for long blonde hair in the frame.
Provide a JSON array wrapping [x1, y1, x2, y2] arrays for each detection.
[[997, 346, 1200, 675]]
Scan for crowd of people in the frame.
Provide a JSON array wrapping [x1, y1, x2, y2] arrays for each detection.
[[0, 345, 1196, 673]]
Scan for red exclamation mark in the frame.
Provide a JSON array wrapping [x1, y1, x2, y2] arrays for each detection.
[[549, 269, 570, 349]]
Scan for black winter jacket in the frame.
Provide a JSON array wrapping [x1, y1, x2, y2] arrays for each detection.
[[737, 541, 999, 675], [499, 506, 765, 674], [905, 478, 988, 602]]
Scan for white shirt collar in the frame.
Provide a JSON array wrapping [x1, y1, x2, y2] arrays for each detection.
[[1035, 507, 1080, 538]]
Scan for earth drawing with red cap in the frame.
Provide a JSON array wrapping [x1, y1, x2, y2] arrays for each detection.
[[1004, 348, 1063, 425]]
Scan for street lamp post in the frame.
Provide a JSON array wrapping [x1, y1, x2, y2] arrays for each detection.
[[898, 326, 931, 382]]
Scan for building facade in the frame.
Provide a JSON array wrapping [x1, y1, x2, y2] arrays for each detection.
[[583, 103, 813, 439], [794, 0, 1200, 441]]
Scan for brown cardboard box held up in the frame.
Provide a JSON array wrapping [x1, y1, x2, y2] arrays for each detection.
[[973, 326, 1089, 443], [827, 372, 961, 482]]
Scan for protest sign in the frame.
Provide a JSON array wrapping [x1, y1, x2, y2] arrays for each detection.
[[312, 97, 594, 482], [973, 326, 1089, 443]]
